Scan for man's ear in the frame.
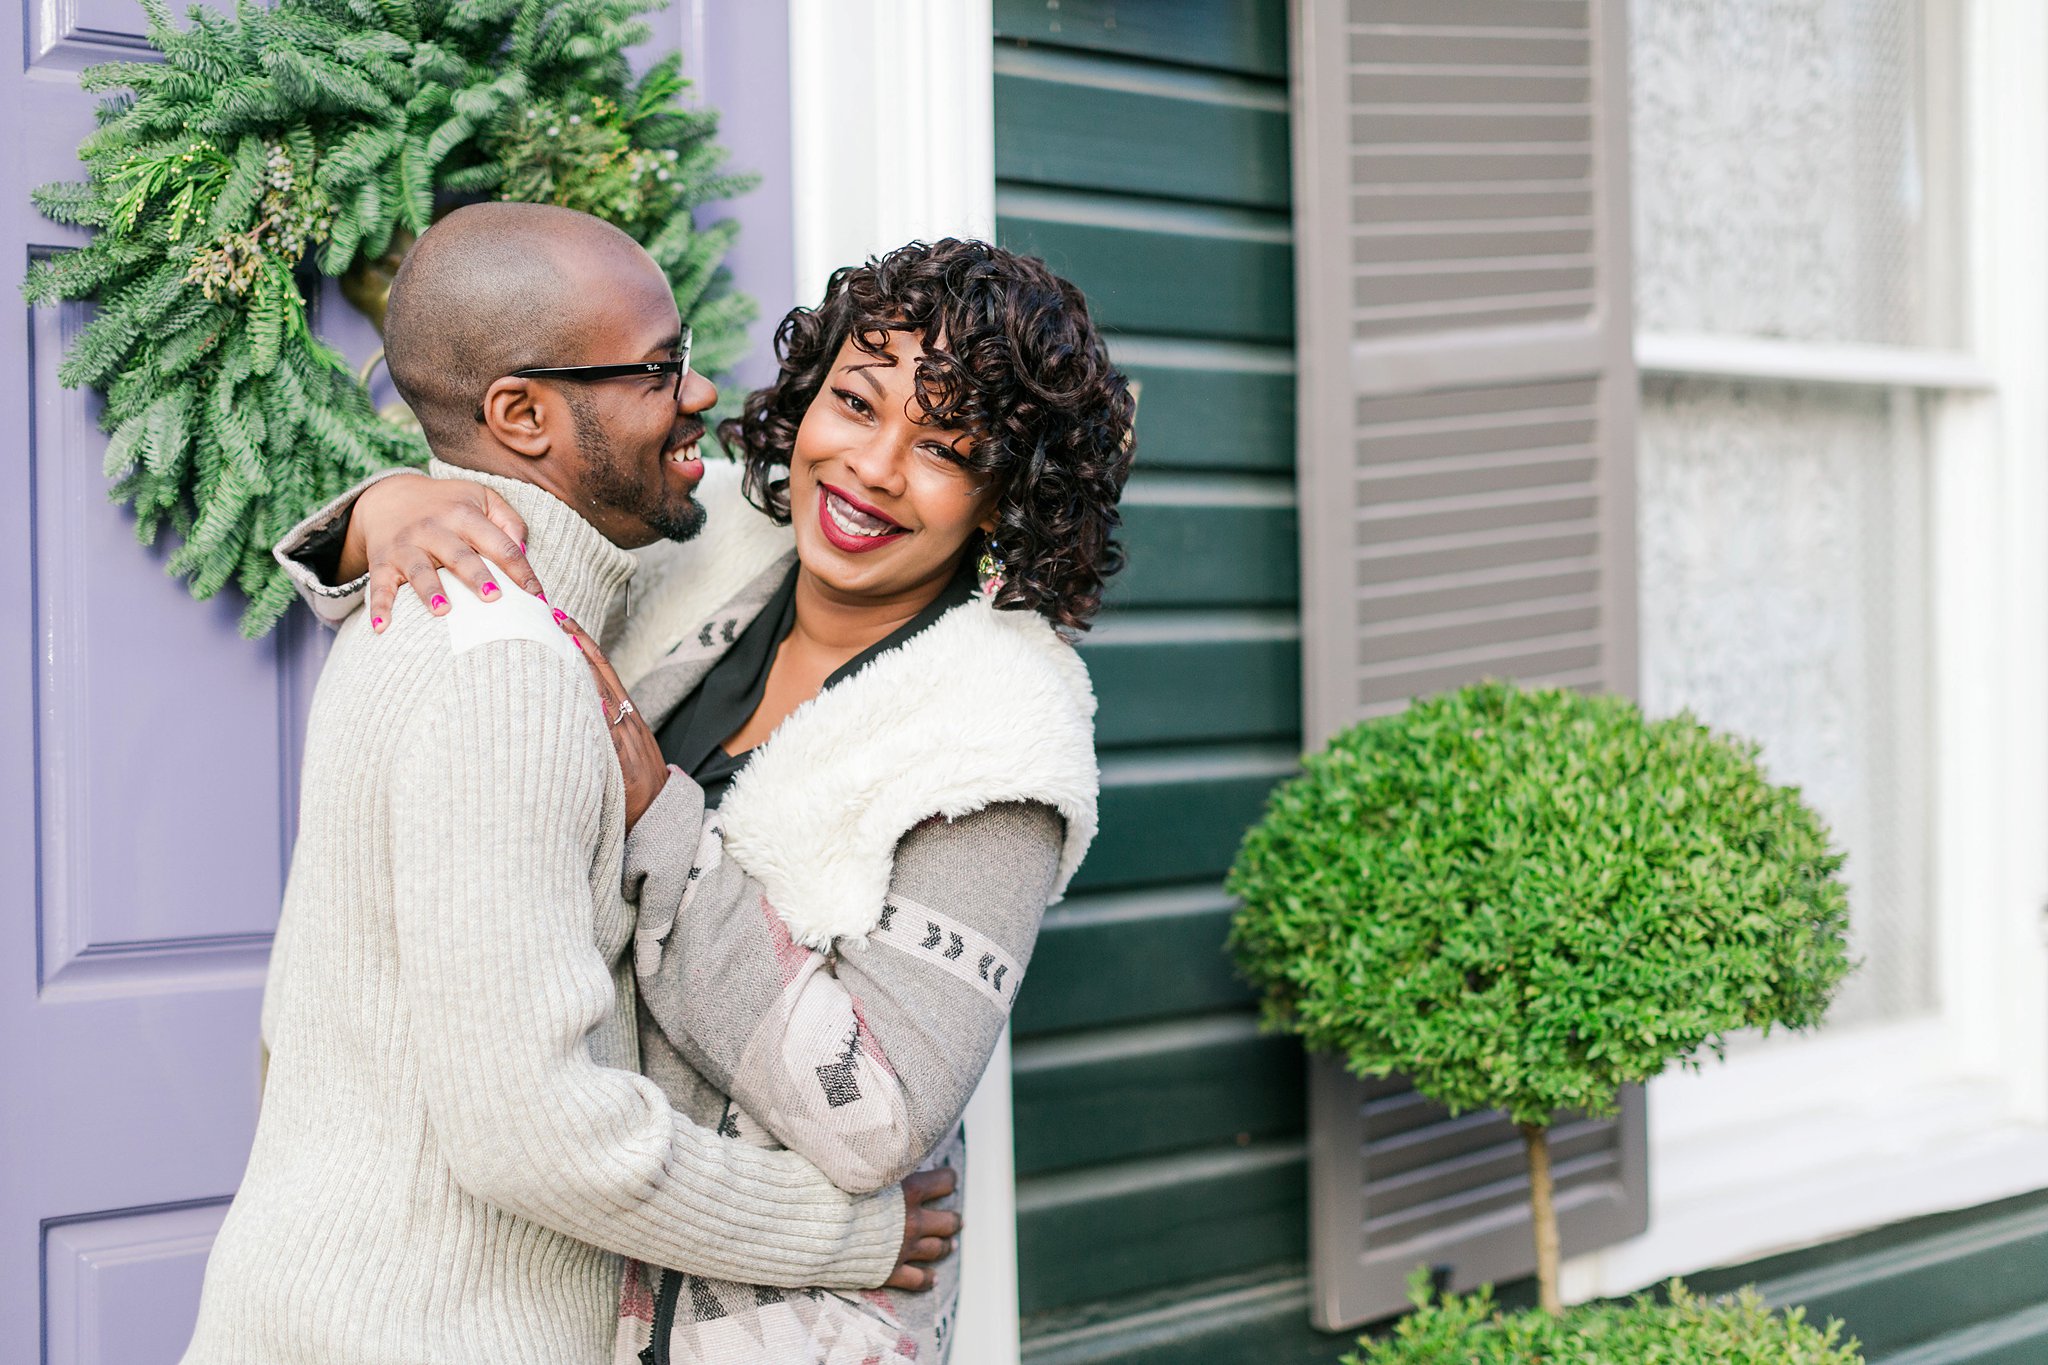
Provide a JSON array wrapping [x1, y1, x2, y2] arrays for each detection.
[[478, 377, 553, 459]]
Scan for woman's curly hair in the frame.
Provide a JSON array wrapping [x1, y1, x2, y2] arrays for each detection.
[[718, 238, 1137, 632]]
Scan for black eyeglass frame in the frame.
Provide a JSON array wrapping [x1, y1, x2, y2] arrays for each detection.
[[474, 328, 693, 421]]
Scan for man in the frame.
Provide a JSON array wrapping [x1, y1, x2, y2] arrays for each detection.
[[179, 203, 955, 1365]]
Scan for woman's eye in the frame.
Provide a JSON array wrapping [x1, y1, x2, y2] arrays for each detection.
[[921, 443, 966, 464], [835, 388, 873, 418]]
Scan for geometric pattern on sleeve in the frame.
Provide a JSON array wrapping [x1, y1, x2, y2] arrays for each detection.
[[870, 894, 1021, 1012]]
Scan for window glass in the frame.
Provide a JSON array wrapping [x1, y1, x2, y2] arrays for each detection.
[[1631, 0, 1945, 347], [1635, 376, 1932, 1026]]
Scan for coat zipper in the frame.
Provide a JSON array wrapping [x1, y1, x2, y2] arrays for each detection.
[[639, 1266, 682, 1365]]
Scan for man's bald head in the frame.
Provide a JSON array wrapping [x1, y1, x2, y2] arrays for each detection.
[[383, 202, 669, 451]]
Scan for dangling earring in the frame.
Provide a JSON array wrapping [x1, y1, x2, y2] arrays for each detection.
[[977, 539, 1005, 596]]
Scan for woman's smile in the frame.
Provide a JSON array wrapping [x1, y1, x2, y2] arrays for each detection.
[[817, 482, 908, 552]]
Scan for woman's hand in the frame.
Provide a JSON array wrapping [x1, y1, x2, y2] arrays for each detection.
[[553, 611, 669, 828], [345, 473, 544, 633]]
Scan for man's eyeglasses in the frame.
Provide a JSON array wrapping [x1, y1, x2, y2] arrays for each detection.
[[475, 327, 693, 421]]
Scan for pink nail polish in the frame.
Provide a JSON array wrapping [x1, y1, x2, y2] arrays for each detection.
[[571, 635, 584, 652], [371, 617, 384, 630], [552, 609, 566, 623], [430, 594, 448, 610], [519, 541, 527, 554], [535, 589, 547, 603], [482, 581, 499, 596]]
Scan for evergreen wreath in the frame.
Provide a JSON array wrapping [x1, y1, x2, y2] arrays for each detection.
[[23, 0, 755, 635]]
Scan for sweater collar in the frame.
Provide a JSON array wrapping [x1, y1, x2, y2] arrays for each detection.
[[426, 459, 639, 631]]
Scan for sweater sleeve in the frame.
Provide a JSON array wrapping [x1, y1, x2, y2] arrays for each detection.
[[387, 641, 905, 1288], [270, 469, 413, 628], [628, 779, 1064, 1193]]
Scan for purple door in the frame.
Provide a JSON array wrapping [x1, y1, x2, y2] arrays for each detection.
[[2, 4, 328, 1361], [2, 6, 792, 1359]]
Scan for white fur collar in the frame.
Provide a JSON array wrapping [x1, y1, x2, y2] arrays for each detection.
[[613, 458, 1100, 951], [719, 592, 1099, 949]]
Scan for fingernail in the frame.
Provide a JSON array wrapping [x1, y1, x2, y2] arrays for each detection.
[[571, 635, 584, 651], [430, 594, 448, 610], [552, 609, 566, 624], [535, 589, 547, 603], [371, 616, 384, 631], [519, 541, 527, 554], [481, 581, 499, 597]]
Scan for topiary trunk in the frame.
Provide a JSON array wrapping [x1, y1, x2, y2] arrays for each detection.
[[1519, 1121, 1563, 1315]]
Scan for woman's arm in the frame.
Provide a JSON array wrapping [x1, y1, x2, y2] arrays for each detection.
[[626, 774, 1063, 1194], [556, 610, 1063, 1193], [273, 470, 543, 630]]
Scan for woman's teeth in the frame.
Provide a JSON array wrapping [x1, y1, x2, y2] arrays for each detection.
[[825, 489, 900, 538]]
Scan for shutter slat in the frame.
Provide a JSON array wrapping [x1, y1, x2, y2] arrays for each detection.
[[1292, 0, 1643, 1328]]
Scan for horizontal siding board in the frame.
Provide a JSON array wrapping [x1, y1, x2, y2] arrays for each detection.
[[1687, 1190, 2048, 1361], [1074, 749, 1294, 892], [1014, 889, 1256, 1039], [1018, 1144, 1308, 1315], [1023, 1274, 1354, 1365], [995, 0, 1288, 78], [996, 203, 1295, 343], [996, 70, 1290, 208], [1014, 1014, 1304, 1175], [1110, 501, 1299, 607], [1114, 344, 1296, 472], [1082, 630, 1301, 746], [1000, 3, 1307, 1345]]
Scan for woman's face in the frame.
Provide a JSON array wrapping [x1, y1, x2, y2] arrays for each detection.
[[788, 330, 998, 606]]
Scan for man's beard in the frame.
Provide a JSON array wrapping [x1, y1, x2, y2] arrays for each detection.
[[569, 391, 708, 543]]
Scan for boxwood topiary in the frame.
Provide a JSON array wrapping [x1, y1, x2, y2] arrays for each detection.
[[1351, 1273, 1862, 1364], [1227, 680, 1853, 1311]]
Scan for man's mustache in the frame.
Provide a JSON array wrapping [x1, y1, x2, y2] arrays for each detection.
[[666, 416, 706, 452]]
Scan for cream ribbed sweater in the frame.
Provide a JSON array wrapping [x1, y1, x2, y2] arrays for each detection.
[[179, 463, 903, 1365]]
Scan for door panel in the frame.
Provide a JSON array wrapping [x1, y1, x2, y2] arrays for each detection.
[[3, 6, 323, 1363], [43, 1204, 226, 1365]]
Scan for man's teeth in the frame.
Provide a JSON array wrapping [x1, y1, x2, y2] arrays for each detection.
[[826, 490, 899, 538]]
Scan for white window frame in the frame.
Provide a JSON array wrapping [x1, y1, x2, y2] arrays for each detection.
[[1565, 0, 2048, 1299], [784, 3, 1017, 1359]]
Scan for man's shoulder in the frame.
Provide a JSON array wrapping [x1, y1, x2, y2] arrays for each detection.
[[319, 571, 584, 719], [433, 568, 582, 669]]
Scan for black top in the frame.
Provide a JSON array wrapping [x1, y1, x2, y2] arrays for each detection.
[[656, 557, 980, 808]]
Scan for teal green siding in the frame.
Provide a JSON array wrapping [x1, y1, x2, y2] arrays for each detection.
[[995, 2, 1344, 1356], [998, 9, 2048, 1364], [1691, 1189, 2048, 1364]]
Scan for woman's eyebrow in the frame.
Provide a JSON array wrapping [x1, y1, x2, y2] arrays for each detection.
[[844, 362, 889, 398]]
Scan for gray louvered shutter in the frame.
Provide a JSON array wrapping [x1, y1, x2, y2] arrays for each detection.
[[1288, 0, 1647, 1329]]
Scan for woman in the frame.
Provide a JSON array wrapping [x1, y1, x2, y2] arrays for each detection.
[[282, 238, 1136, 1364]]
